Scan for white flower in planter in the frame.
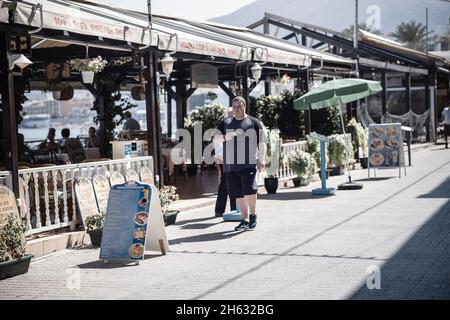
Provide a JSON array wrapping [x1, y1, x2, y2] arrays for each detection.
[[71, 56, 108, 84]]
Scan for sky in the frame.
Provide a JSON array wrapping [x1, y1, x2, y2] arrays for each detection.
[[99, 0, 257, 21]]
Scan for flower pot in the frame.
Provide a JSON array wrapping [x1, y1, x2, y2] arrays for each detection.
[[163, 210, 179, 226], [0, 255, 33, 280], [264, 177, 279, 194], [81, 71, 95, 84], [87, 229, 103, 247], [318, 170, 330, 180], [330, 166, 344, 176], [293, 177, 301, 187], [360, 157, 368, 169]]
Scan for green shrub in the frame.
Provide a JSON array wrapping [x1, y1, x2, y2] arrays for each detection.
[[289, 151, 317, 180], [159, 186, 179, 214], [85, 212, 105, 232], [0, 213, 27, 262]]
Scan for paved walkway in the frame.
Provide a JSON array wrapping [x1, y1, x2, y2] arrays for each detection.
[[1, 144, 449, 300]]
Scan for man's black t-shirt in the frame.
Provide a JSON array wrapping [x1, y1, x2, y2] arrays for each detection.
[[217, 116, 265, 173]]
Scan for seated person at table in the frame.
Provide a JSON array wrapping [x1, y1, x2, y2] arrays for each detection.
[[122, 111, 141, 132], [38, 130, 59, 153], [87, 127, 100, 148], [18, 133, 33, 163], [59, 128, 70, 153]]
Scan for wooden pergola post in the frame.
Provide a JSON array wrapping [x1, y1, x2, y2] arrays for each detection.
[[381, 71, 388, 120], [0, 28, 19, 197], [144, 51, 163, 186]]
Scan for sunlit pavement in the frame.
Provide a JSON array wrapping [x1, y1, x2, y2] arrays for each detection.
[[1, 144, 449, 300]]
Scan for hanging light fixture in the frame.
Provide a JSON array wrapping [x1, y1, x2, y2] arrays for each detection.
[[251, 62, 263, 82], [9, 54, 33, 70], [160, 53, 175, 77]]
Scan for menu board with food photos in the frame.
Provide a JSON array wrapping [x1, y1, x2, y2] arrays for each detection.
[[368, 123, 403, 172], [100, 181, 152, 262]]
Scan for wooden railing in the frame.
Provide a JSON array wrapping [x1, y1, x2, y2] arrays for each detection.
[[0, 157, 154, 236]]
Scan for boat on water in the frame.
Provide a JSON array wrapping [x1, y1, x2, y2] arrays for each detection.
[[20, 114, 52, 129]]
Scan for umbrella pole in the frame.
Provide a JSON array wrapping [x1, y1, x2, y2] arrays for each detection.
[[338, 103, 351, 182], [338, 104, 364, 190]]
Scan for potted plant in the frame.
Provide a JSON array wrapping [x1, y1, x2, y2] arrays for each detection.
[[264, 128, 283, 194], [0, 213, 33, 280], [289, 151, 318, 187], [85, 212, 105, 247], [159, 186, 180, 226], [349, 119, 369, 169], [71, 56, 108, 84], [328, 134, 354, 175]]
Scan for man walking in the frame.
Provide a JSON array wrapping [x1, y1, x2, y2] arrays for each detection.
[[442, 101, 450, 149], [214, 97, 265, 231]]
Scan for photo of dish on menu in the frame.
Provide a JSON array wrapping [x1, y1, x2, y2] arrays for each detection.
[[368, 124, 402, 168]]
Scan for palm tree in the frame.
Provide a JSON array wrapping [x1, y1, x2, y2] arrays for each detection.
[[341, 23, 383, 39], [389, 21, 430, 52]]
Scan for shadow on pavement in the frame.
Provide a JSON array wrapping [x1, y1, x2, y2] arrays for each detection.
[[258, 191, 331, 201], [169, 230, 242, 245], [174, 216, 218, 227], [353, 177, 395, 182], [77, 260, 140, 269], [180, 222, 222, 230], [350, 199, 450, 299], [418, 177, 450, 199]]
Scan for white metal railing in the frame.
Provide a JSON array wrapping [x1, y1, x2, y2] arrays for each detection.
[[0, 156, 154, 236], [256, 140, 308, 186]]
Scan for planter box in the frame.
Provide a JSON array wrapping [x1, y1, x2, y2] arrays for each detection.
[[0, 255, 33, 280], [264, 177, 279, 194], [164, 210, 179, 226], [87, 230, 103, 247], [329, 166, 345, 176], [81, 71, 95, 84]]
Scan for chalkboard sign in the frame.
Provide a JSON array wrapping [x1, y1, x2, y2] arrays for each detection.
[[100, 181, 152, 261], [0, 185, 20, 229], [92, 174, 111, 213], [74, 176, 99, 225]]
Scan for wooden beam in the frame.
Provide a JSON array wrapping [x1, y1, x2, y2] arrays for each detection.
[[381, 71, 388, 117], [0, 29, 19, 197]]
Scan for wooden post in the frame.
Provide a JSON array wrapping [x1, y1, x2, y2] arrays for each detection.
[[0, 29, 19, 197], [176, 82, 187, 129], [242, 63, 250, 114], [381, 71, 388, 120], [406, 73, 412, 130], [165, 82, 173, 137], [144, 51, 163, 186]]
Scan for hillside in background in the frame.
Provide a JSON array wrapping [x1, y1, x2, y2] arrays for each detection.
[[212, 0, 450, 38]]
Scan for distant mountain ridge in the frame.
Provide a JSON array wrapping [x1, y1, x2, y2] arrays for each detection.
[[211, 0, 450, 38]]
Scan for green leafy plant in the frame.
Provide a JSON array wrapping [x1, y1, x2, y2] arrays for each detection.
[[0, 213, 27, 263], [328, 134, 354, 167], [159, 186, 179, 215], [289, 151, 317, 181], [185, 102, 225, 132], [71, 56, 108, 73], [84, 212, 105, 232], [349, 118, 368, 157], [253, 95, 283, 130]]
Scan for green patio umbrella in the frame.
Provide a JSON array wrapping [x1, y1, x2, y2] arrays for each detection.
[[294, 78, 383, 190], [294, 78, 382, 111]]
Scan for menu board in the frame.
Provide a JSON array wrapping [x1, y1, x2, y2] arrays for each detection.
[[0, 185, 20, 229], [92, 174, 111, 213], [74, 176, 99, 225], [368, 123, 402, 168], [100, 181, 152, 261]]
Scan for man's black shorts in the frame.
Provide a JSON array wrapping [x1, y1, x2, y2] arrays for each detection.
[[444, 124, 450, 137], [226, 168, 258, 198]]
